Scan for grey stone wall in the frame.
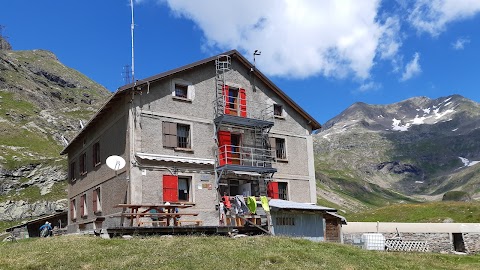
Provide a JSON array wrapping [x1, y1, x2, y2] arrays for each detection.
[[344, 232, 480, 254]]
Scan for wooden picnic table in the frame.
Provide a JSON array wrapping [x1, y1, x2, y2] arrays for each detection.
[[113, 203, 197, 227]]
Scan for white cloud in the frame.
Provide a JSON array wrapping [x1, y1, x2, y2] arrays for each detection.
[[452, 37, 470, 50], [401, 52, 421, 81], [160, 0, 401, 80], [408, 0, 480, 36], [358, 81, 382, 92]]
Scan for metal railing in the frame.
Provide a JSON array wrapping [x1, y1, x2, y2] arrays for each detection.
[[214, 96, 274, 122], [218, 144, 274, 167]]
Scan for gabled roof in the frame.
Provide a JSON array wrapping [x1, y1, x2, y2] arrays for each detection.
[[61, 50, 321, 155]]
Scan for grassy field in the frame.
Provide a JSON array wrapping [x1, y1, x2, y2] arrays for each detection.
[[0, 235, 478, 270], [348, 201, 480, 223]]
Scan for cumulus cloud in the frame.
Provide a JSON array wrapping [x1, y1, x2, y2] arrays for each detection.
[[452, 37, 470, 50], [408, 0, 480, 36], [159, 0, 401, 80], [401, 52, 421, 81]]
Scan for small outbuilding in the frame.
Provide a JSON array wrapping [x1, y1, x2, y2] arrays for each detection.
[[269, 199, 346, 242], [5, 211, 68, 239]]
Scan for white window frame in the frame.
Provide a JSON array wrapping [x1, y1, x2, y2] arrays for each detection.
[[274, 137, 288, 161], [171, 79, 195, 101]]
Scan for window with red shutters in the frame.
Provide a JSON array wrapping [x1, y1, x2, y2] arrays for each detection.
[[163, 175, 179, 202], [80, 194, 87, 218], [267, 182, 279, 199], [93, 188, 101, 213]]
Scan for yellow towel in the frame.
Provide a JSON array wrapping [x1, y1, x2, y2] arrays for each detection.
[[260, 196, 270, 212], [246, 196, 257, 214]]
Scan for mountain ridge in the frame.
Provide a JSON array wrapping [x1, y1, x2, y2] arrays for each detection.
[[315, 94, 480, 212]]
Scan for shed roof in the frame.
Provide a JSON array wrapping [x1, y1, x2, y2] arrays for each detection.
[[269, 199, 336, 212], [60, 50, 321, 155], [5, 211, 67, 232]]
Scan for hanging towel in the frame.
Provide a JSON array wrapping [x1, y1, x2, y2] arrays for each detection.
[[260, 196, 270, 212], [246, 196, 257, 214], [235, 195, 249, 214]]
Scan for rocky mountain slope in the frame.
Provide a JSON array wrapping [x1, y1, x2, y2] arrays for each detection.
[[315, 95, 480, 212], [0, 38, 110, 221]]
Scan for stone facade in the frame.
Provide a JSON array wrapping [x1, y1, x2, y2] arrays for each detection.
[[63, 51, 320, 232]]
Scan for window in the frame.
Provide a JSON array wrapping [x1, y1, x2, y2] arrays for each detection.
[[93, 187, 101, 213], [223, 86, 246, 117], [274, 104, 283, 117], [267, 181, 288, 200], [163, 175, 191, 202], [275, 138, 287, 160], [163, 122, 191, 149], [70, 199, 77, 221], [93, 142, 100, 167], [276, 216, 295, 226], [79, 152, 87, 175], [278, 182, 288, 200], [69, 162, 76, 182], [172, 80, 194, 101], [174, 84, 188, 98], [177, 124, 190, 148], [80, 194, 87, 218], [178, 177, 190, 201]]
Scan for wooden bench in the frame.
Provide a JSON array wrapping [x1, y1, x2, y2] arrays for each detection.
[[138, 220, 168, 227], [177, 220, 203, 226]]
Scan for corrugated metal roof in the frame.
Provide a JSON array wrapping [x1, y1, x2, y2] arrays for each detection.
[[269, 199, 336, 212], [136, 152, 214, 165]]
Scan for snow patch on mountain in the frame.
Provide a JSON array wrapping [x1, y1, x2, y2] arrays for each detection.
[[459, 157, 480, 167]]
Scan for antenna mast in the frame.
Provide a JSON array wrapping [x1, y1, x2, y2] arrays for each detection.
[[130, 0, 135, 82]]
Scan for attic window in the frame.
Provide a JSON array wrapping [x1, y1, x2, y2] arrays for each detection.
[[175, 84, 188, 98], [172, 80, 194, 101], [274, 104, 284, 118]]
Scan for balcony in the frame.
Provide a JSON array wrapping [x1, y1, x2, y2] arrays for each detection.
[[213, 96, 274, 128], [217, 144, 277, 174]]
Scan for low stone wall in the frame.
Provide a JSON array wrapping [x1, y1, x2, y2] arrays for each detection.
[[344, 232, 480, 254]]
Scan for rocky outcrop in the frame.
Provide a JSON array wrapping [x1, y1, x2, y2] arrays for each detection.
[[0, 44, 110, 223], [0, 199, 67, 221]]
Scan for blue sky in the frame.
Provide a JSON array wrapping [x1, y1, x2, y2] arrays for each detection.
[[1, 0, 479, 124]]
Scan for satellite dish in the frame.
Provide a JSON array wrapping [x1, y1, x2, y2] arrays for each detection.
[[106, 155, 126, 171]]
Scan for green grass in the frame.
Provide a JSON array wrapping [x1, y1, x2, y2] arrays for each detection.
[[348, 201, 480, 223], [0, 236, 478, 270], [0, 181, 67, 203]]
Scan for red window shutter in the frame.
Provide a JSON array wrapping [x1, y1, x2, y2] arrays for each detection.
[[218, 131, 232, 165], [267, 182, 279, 199], [92, 189, 97, 213], [223, 85, 230, 114], [163, 175, 179, 202], [239, 88, 247, 117]]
